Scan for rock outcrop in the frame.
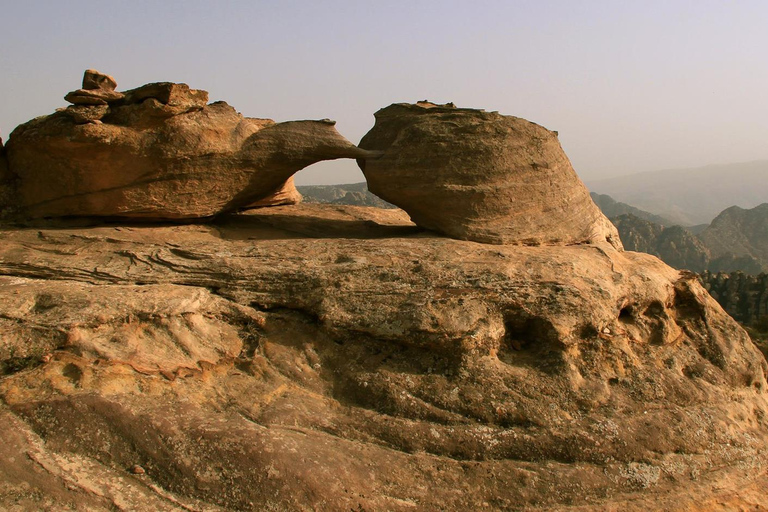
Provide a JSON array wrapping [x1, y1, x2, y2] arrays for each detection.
[[1, 204, 767, 510], [5, 71, 376, 219], [64, 69, 125, 106], [358, 101, 622, 248]]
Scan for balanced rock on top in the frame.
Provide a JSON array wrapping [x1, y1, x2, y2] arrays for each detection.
[[358, 101, 623, 249], [64, 69, 125, 106]]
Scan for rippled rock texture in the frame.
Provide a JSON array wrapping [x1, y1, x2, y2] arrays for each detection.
[[358, 101, 622, 248], [1, 204, 767, 510]]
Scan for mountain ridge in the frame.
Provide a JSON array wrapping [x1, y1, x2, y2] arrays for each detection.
[[586, 160, 768, 225]]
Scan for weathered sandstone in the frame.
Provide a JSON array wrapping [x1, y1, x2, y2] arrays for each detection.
[[1, 204, 766, 510], [247, 176, 302, 207], [82, 69, 118, 91], [64, 88, 124, 105], [64, 68, 125, 105], [120, 81, 209, 110], [5, 71, 376, 219], [62, 104, 110, 124], [358, 101, 622, 248]]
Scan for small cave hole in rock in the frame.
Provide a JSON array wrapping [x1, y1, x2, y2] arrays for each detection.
[[62, 363, 83, 385], [618, 306, 634, 324], [643, 301, 665, 319], [501, 310, 559, 354]]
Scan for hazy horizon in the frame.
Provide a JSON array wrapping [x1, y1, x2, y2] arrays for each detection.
[[2, 1, 767, 185]]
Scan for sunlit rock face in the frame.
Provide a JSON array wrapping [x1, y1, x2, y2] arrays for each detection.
[[4, 70, 374, 220], [358, 101, 622, 248], [1, 204, 767, 510]]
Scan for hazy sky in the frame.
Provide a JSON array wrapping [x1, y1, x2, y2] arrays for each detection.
[[1, 1, 767, 185]]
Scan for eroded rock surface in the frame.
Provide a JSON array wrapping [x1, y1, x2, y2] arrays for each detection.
[[247, 176, 302, 208], [1, 204, 767, 510], [358, 101, 622, 248], [5, 71, 375, 220]]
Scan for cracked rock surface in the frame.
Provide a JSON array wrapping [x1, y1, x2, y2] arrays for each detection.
[[1, 204, 768, 510]]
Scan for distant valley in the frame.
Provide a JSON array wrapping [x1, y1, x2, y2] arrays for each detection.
[[586, 160, 768, 225]]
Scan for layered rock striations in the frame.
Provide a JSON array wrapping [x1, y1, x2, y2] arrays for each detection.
[[4, 71, 375, 219], [1, 205, 768, 510], [358, 101, 622, 248]]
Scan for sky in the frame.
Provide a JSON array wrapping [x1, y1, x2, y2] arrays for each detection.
[[1, 0, 767, 185]]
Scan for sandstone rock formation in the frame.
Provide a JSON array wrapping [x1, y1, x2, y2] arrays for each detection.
[[64, 69, 125, 106], [5, 71, 376, 219], [1, 204, 767, 510], [358, 101, 622, 248], [247, 176, 302, 207]]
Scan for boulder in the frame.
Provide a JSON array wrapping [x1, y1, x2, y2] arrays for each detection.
[[358, 101, 622, 248], [120, 81, 208, 109], [82, 69, 118, 91], [6, 74, 377, 219], [64, 69, 125, 105], [64, 88, 125, 105]]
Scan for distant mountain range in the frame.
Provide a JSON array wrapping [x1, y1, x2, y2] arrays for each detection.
[[589, 193, 673, 226], [297, 182, 395, 209], [611, 203, 768, 274], [586, 160, 768, 225]]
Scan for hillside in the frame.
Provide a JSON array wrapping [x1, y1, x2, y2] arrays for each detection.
[[587, 160, 768, 225], [699, 204, 768, 273], [610, 214, 711, 272], [590, 193, 673, 226]]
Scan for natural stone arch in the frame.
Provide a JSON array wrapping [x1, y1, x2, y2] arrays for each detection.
[[4, 70, 379, 220]]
